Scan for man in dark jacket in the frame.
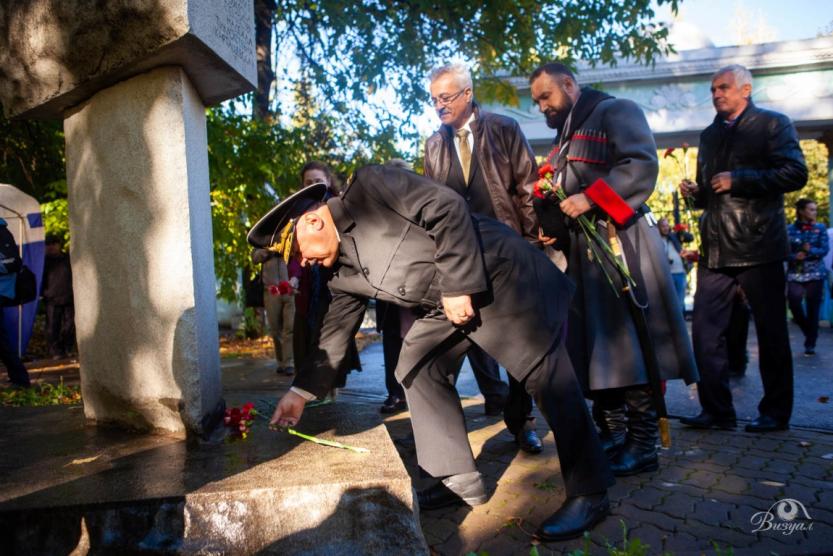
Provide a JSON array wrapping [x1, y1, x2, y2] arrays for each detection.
[[41, 235, 75, 359], [252, 167, 614, 541], [423, 62, 541, 453], [680, 64, 808, 433], [530, 62, 698, 477]]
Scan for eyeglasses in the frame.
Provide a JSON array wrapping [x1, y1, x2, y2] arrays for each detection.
[[430, 88, 467, 107]]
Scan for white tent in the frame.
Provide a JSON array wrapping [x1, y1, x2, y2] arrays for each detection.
[[0, 184, 45, 357]]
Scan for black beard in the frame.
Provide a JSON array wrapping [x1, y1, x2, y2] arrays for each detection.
[[545, 110, 569, 131]]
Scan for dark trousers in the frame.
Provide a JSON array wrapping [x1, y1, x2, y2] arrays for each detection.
[[787, 280, 824, 349], [466, 345, 534, 434], [727, 294, 750, 374], [467, 344, 508, 403], [294, 311, 352, 389], [380, 308, 405, 399], [692, 262, 793, 422], [45, 302, 75, 357], [404, 333, 613, 497], [0, 320, 29, 386]]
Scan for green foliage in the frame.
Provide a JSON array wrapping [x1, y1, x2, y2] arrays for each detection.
[[0, 379, 81, 407], [274, 0, 678, 124], [565, 531, 594, 555], [236, 307, 266, 339], [0, 113, 66, 200], [41, 196, 70, 247], [785, 140, 830, 224], [2, 1, 683, 305], [711, 541, 734, 556]]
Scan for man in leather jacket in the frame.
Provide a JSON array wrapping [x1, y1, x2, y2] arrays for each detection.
[[680, 64, 807, 433], [423, 63, 541, 454]]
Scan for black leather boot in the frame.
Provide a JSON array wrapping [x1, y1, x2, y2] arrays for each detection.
[[609, 387, 659, 476], [536, 492, 610, 542], [592, 397, 627, 456]]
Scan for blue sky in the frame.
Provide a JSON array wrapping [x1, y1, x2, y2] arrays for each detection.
[[658, 0, 831, 45]]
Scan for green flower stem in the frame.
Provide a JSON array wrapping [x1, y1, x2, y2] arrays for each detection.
[[286, 428, 370, 453], [550, 187, 635, 294], [577, 216, 621, 295]]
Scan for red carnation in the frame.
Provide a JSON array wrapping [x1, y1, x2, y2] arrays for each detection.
[[538, 163, 555, 179], [533, 182, 545, 199], [242, 402, 254, 412], [663, 147, 675, 159], [673, 223, 688, 232], [268, 284, 280, 296], [277, 281, 291, 295]]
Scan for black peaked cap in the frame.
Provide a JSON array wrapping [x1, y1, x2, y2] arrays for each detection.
[[247, 182, 330, 248]]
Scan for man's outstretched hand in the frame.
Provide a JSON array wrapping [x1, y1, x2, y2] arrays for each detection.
[[270, 390, 307, 429]]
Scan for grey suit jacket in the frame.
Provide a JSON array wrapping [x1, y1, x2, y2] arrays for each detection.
[[292, 165, 575, 398]]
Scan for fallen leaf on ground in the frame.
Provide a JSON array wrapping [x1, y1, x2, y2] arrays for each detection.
[[65, 455, 101, 466], [798, 441, 812, 448], [818, 396, 829, 404]]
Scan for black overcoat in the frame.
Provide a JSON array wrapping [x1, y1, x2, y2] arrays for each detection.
[[292, 165, 575, 398]]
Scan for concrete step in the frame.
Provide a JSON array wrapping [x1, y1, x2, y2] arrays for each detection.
[[0, 401, 427, 555]]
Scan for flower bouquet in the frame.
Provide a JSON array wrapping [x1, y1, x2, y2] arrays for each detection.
[[532, 163, 571, 256], [268, 280, 292, 296], [224, 402, 258, 440], [535, 162, 636, 296]]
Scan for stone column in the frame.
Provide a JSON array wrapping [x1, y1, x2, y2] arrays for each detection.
[[65, 66, 220, 433], [0, 0, 256, 435]]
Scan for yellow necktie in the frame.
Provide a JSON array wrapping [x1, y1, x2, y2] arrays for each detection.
[[456, 128, 471, 183]]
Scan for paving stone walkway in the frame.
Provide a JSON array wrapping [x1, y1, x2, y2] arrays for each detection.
[[15, 324, 833, 555], [382, 402, 833, 555]]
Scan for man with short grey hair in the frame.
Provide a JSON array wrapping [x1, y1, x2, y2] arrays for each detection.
[[423, 62, 542, 454], [679, 64, 807, 433]]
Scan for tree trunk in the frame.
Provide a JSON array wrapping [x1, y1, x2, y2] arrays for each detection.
[[254, 0, 276, 120]]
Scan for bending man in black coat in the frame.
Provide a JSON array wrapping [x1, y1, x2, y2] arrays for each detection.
[[250, 165, 614, 542]]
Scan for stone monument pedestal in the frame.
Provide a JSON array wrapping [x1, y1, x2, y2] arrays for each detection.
[[0, 396, 428, 554], [64, 66, 222, 434], [0, 0, 257, 435]]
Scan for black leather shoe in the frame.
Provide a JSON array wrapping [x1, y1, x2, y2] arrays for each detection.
[[515, 429, 543, 454], [745, 415, 789, 433], [417, 472, 487, 510], [536, 492, 610, 542], [679, 411, 736, 430], [609, 443, 658, 476], [380, 395, 407, 414]]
